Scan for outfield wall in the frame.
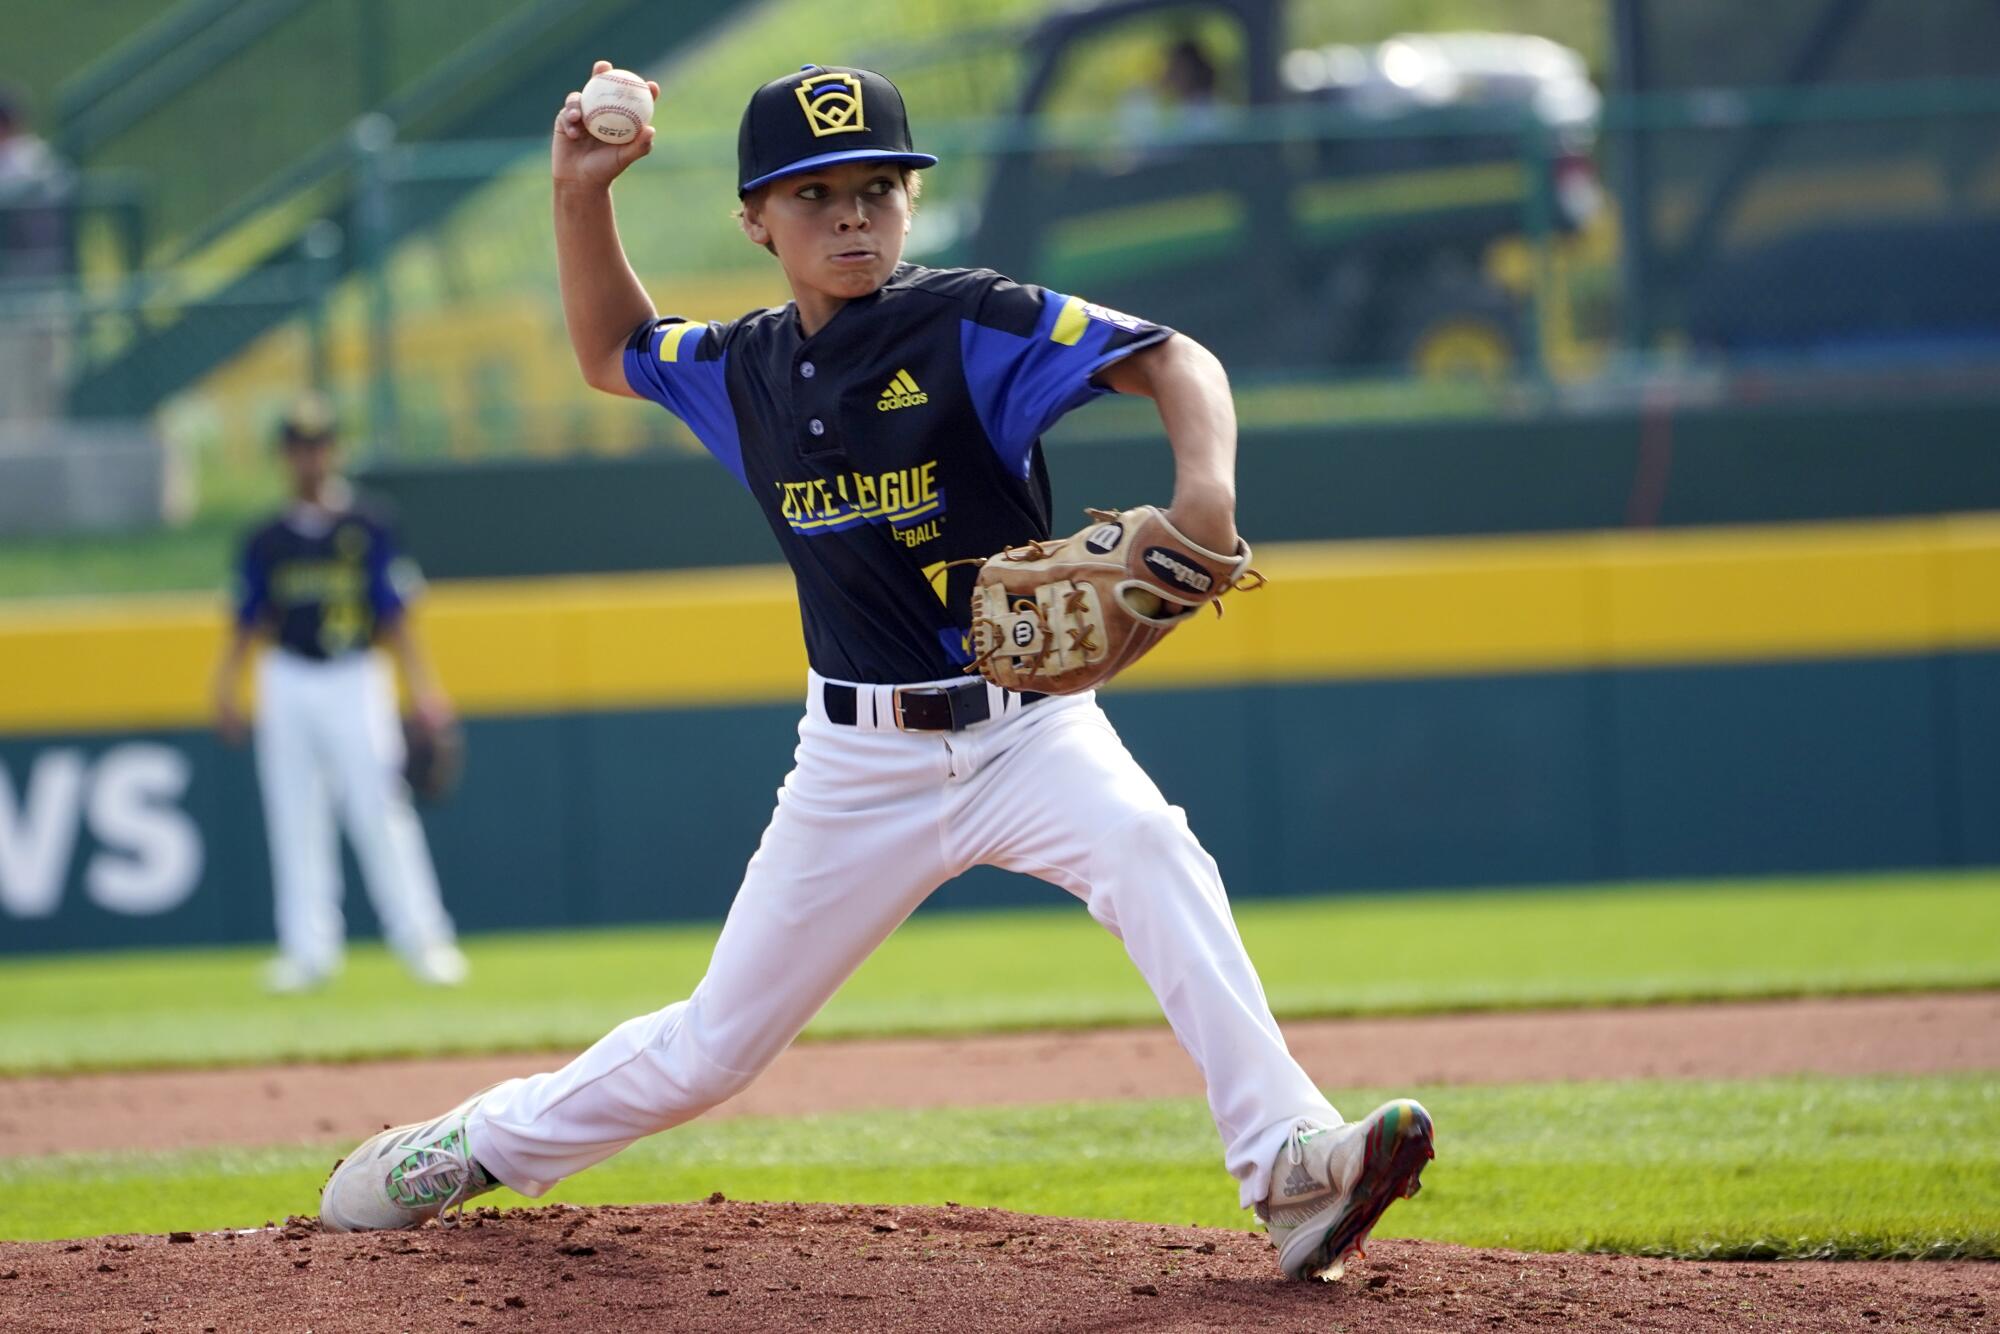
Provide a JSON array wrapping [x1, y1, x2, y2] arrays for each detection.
[[363, 395, 2000, 578], [3, 515, 1997, 953]]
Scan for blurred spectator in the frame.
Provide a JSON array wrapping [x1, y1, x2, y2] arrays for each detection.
[[1111, 35, 1230, 169], [1161, 37, 1221, 113], [0, 83, 69, 280], [0, 84, 71, 422]]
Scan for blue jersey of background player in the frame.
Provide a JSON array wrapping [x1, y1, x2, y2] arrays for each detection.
[[235, 489, 411, 661]]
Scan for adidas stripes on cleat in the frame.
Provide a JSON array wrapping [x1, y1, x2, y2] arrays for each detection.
[[1259, 1098, 1435, 1281], [320, 1093, 497, 1232]]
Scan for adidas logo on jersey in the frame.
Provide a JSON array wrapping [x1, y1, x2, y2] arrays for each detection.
[[877, 369, 929, 411]]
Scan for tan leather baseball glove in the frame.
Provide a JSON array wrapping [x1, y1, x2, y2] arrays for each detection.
[[967, 505, 1262, 695]]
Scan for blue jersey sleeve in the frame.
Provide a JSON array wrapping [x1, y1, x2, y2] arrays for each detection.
[[234, 537, 269, 628], [958, 274, 1174, 478], [623, 316, 747, 487], [365, 519, 414, 623]]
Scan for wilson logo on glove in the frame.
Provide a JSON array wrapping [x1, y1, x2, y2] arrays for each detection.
[[1142, 547, 1215, 595]]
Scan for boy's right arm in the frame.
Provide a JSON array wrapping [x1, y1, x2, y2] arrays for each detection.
[[553, 60, 661, 398]]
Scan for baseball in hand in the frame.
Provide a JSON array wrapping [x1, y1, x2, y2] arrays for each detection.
[[581, 68, 654, 144]]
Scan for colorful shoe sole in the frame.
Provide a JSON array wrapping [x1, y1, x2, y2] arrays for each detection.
[[1303, 1098, 1435, 1281]]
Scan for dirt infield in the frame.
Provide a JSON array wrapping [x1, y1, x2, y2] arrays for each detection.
[[5, 993, 1995, 1330], [5, 991, 1995, 1158], [1, 1200, 1992, 1333]]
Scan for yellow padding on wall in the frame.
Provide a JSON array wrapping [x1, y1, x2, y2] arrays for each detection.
[[1598, 524, 1941, 662], [1941, 512, 2000, 642], [1115, 514, 2000, 686], [1132, 536, 1606, 685], [4, 515, 1998, 731], [0, 598, 235, 732], [335, 566, 812, 715]]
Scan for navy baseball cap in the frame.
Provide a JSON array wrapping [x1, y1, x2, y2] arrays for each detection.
[[276, 392, 337, 447], [737, 65, 937, 195]]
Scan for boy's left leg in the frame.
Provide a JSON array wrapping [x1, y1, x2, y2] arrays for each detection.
[[947, 693, 1431, 1280], [945, 694, 1337, 1208], [323, 653, 465, 983]]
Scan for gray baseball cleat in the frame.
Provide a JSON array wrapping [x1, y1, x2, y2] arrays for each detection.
[[320, 1093, 497, 1231], [262, 956, 338, 995], [406, 942, 470, 988], [1260, 1098, 1435, 1281]]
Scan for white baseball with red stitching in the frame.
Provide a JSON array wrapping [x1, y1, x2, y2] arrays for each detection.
[[581, 68, 654, 144]]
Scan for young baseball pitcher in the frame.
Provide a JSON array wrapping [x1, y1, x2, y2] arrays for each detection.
[[320, 61, 1432, 1282]]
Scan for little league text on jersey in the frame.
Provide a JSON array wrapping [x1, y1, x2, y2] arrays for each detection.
[[775, 458, 944, 539]]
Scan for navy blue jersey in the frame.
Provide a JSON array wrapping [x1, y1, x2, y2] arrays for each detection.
[[624, 264, 1172, 682], [235, 500, 416, 660]]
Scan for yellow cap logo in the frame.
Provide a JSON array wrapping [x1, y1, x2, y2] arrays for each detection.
[[795, 72, 866, 137]]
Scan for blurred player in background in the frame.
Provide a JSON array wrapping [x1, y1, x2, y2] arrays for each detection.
[[211, 394, 469, 993]]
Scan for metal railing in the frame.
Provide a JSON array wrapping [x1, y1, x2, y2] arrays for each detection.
[[4, 77, 1998, 461]]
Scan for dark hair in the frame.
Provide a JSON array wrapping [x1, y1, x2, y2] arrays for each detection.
[[1165, 38, 1218, 98], [0, 84, 23, 133]]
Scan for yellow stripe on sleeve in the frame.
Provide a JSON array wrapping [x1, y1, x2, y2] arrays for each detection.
[[1049, 295, 1089, 346], [655, 322, 693, 363]]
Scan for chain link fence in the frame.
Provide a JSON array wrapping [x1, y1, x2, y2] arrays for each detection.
[[5, 77, 1999, 470]]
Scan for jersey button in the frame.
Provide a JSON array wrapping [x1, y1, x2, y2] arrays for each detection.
[[799, 361, 816, 379], [808, 418, 825, 436]]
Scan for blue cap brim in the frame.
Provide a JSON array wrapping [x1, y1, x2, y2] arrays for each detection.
[[739, 148, 939, 194]]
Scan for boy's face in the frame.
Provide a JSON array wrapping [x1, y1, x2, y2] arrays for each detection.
[[281, 436, 336, 493], [742, 161, 911, 304]]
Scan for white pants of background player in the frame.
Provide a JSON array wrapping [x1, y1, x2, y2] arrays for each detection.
[[254, 648, 461, 977], [470, 672, 1339, 1209]]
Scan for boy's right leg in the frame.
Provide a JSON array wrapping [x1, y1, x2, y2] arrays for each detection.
[[253, 653, 343, 990], [321, 688, 958, 1228], [469, 774, 947, 1194]]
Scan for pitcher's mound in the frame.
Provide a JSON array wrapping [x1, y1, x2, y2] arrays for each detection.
[[0, 1198, 1988, 1332]]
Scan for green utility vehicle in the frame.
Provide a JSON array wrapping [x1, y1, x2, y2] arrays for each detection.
[[940, 0, 1601, 377]]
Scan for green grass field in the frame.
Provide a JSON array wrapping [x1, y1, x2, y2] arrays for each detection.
[[0, 508, 257, 600], [2, 1077, 1991, 1257], [3, 872, 1996, 1074]]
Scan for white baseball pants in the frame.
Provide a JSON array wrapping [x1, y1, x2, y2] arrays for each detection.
[[470, 673, 1338, 1209], [253, 649, 459, 973]]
